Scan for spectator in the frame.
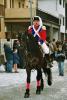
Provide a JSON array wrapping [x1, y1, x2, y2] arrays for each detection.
[[55, 41, 65, 76], [13, 48, 19, 73], [13, 39, 25, 68], [17, 39, 26, 69], [48, 40, 55, 62], [52, 38, 57, 60], [13, 40, 20, 50], [4, 43, 13, 72], [62, 41, 67, 59]]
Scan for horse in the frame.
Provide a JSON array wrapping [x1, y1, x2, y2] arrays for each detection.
[[18, 32, 52, 98]]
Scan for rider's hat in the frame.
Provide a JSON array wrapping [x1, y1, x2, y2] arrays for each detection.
[[33, 16, 39, 21]]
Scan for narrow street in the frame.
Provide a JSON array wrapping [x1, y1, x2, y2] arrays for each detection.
[[0, 60, 67, 100]]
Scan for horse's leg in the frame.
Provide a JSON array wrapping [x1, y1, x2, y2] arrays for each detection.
[[45, 54, 53, 68], [44, 68, 52, 86], [36, 68, 42, 94], [47, 68, 52, 86], [40, 69, 44, 91], [24, 69, 31, 98]]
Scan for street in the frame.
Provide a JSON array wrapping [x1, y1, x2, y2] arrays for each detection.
[[0, 60, 67, 100]]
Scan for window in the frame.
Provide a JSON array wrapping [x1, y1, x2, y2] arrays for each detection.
[[59, 0, 61, 5], [18, 2, 21, 8], [4, 0, 7, 8], [22, 4, 24, 8], [59, 19, 61, 25], [10, 0, 11, 8], [10, 0, 14, 8], [63, 17, 64, 25], [12, 0, 14, 8], [26, 5, 28, 8], [0, 18, 1, 32], [63, 0, 65, 8], [18, 2, 25, 8]]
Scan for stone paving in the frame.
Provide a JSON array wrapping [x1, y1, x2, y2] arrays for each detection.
[[0, 60, 67, 100]]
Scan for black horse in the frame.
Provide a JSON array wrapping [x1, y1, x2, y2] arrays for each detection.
[[18, 32, 52, 98]]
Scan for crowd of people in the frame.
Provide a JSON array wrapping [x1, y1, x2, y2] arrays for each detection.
[[4, 38, 26, 73], [3, 38, 66, 76], [47, 38, 66, 76], [4, 40, 19, 73]]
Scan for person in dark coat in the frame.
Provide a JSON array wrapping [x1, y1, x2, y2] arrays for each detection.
[[4, 43, 13, 72], [55, 42, 65, 76], [13, 48, 20, 73], [13, 39, 26, 68]]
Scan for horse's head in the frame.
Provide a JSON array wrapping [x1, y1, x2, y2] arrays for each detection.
[[25, 33, 43, 57]]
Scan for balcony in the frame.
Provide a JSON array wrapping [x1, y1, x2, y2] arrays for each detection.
[[5, 8, 36, 18]]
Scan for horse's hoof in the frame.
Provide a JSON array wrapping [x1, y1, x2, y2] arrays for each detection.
[[40, 84, 44, 91], [48, 80, 52, 86], [40, 82, 44, 91], [40, 79, 44, 91], [36, 87, 41, 95], [24, 93, 30, 98], [36, 90, 41, 94]]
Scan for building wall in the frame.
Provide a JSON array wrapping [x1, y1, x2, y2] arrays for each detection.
[[65, 3, 67, 41], [5, 0, 37, 18], [38, 0, 58, 17], [6, 0, 37, 8], [0, 0, 4, 5], [38, 0, 65, 18], [0, 18, 5, 38], [0, 1, 5, 38], [57, 0, 65, 16], [5, 8, 36, 18], [66, 3, 67, 29], [38, 0, 65, 41], [4, 0, 37, 39]]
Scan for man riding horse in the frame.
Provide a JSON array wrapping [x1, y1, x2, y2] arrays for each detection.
[[28, 16, 52, 66], [24, 16, 52, 98]]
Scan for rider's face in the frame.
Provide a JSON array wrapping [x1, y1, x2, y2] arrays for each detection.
[[33, 20, 40, 27]]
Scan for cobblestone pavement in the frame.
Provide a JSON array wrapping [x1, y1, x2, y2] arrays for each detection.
[[0, 61, 67, 100]]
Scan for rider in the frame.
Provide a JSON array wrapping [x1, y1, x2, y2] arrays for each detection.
[[28, 16, 52, 67], [24, 16, 52, 97]]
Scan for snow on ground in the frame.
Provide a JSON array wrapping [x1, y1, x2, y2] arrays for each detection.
[[0, 60, 67, 87]]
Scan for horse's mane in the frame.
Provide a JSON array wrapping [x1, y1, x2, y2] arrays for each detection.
[[24, 32, 43, 58]]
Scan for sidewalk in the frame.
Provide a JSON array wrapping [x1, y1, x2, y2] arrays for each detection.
[[0, 60, 67, 100]]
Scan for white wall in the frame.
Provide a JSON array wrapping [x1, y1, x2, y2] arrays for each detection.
[[38, 0, 58, 17], [38, 0, 65, 34], [57, 0, 65, 16], [60, 25, 65, 33], [53, 29, 59, 41]]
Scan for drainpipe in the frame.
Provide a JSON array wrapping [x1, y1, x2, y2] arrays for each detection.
[[29, 0, 33, 25]]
